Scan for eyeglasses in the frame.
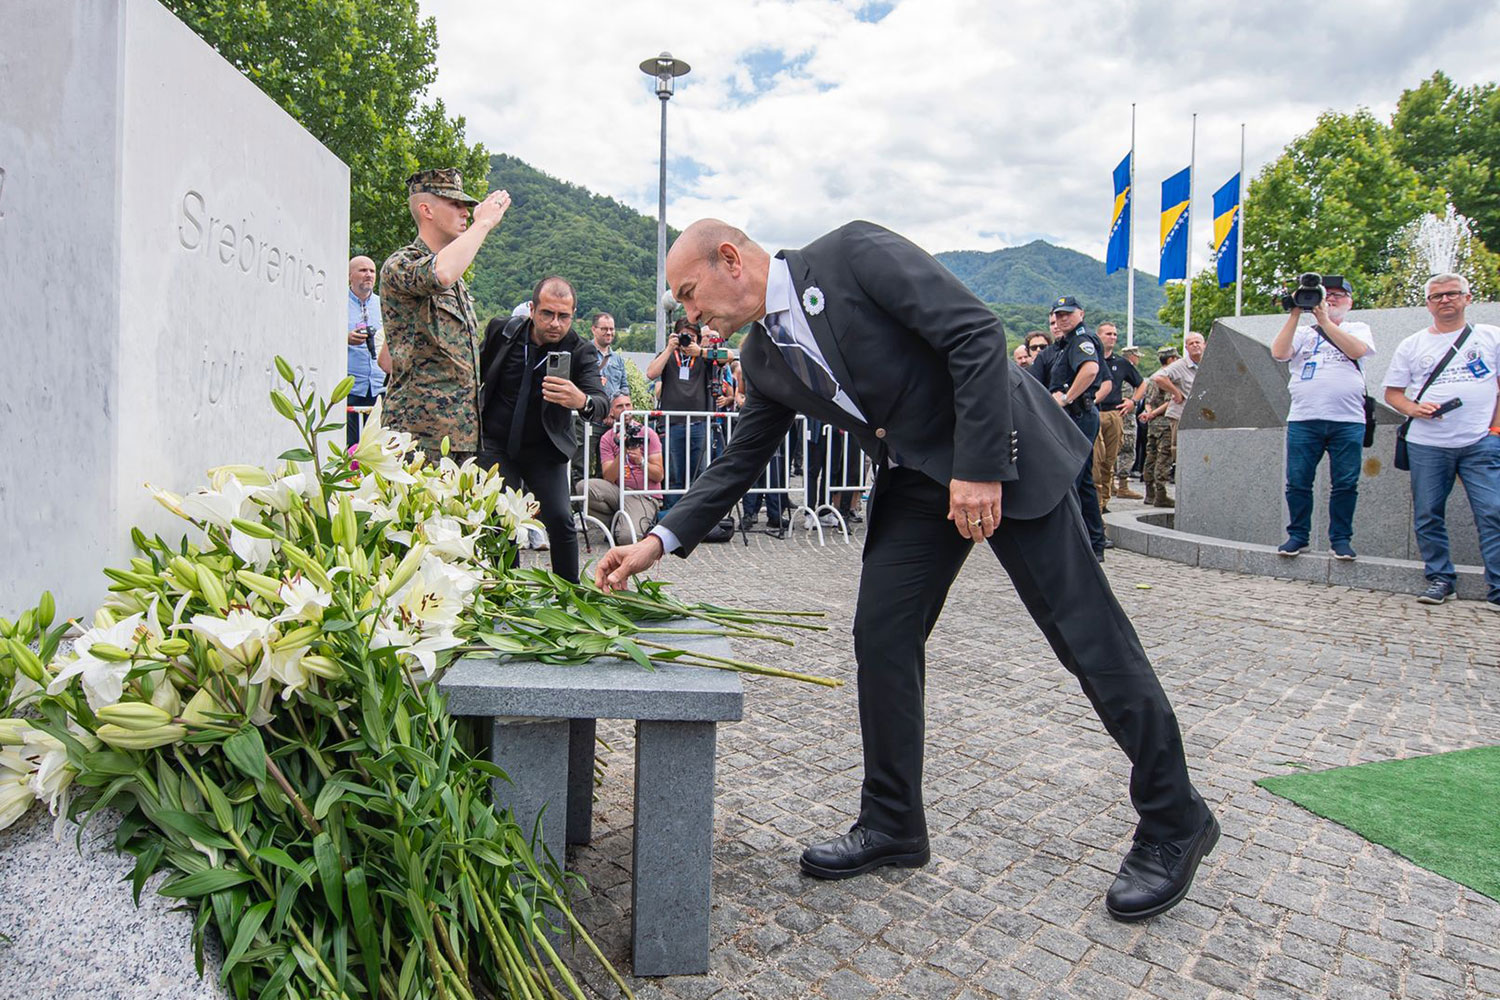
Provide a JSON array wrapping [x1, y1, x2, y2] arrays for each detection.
[[1427, 291, 1466, 302]]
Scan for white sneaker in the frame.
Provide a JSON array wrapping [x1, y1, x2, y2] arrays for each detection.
[[527, 528, 549, 550], [818, 512, 841, 527], [800, 511, 817, 530]]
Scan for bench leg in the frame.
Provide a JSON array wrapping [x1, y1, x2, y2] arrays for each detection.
[[631, 720, 716, 976], [489, 717, 569, 872], [566, 718, 596, 846]]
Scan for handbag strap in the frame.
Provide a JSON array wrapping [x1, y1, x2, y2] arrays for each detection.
[[1411, 324, 1473, 404], [1310, 324, 1364, 372]]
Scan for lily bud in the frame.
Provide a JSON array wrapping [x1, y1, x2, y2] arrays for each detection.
[[0, 618, 13, 638], [155, 637, 190, 657], [4, 640, 46, 684], [96, 722, 187, 750], [348, 546, 370, 578], [230, 518, 278, 540], [93, 608, 116, 630], [383, 543, 428, 599], [16, 610, 34, 638], [148, 484, 186, 518], [36, 592, 55, 629], [335, 494, 358, 551], [301, 654, 345, 680], [209, 464, 273, 489], [168, 557, 200, 592], [237, 571, 286, 604], [88, 643, 135, 663], [195, 566, 228, 614], [440, 436, 451, 457], [270, 390, 297, 421], [273, 625, 322, 651], [329, 375, 355, 405], [280, 543, 333, 591], [97, 702, 173, 732], [0, 719, 29, 746]]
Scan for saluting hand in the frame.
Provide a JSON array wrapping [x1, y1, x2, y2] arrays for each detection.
[[473, 190, 511, 230]]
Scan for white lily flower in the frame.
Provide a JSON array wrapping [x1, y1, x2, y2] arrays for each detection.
[[273, 575, 331, 623], [0, 770, 33, 831], [350, 398, 417, 483], [254, 472, 308, 513], [421, 515, 477, 563], [47, 611, 148, 710], [181, 610, 274, 668], [387, 567, 463, 631], [371, 623, 463, 681], [422, 554, 483, 599], [178, 475, 258, 529], [24, 724, 96, 816], [249, 644, 312, 700]]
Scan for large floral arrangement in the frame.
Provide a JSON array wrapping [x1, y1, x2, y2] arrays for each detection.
[[0, 360, 831, 999]]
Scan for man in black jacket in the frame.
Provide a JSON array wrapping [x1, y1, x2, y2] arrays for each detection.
[[595, 220, 1218, 922], [478, 276, 608, 582]]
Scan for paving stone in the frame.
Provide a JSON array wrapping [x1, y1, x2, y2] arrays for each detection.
[[517, 541, 1500, 1000]]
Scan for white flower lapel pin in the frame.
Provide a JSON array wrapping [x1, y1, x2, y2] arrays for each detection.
[[802, 286, 825, 316]]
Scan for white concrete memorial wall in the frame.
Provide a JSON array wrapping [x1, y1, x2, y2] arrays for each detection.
[[0, 0, 348, 619]]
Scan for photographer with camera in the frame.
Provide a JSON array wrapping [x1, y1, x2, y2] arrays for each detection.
[[580, 394, 665, 544], [477, 276, 609, 583], [1382, 273, 1500, 607], [1269, 273, 1375, 559], [647, 318, 716, 511]]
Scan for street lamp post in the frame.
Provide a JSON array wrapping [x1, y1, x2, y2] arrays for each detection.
[[639, 51, 690, 352]]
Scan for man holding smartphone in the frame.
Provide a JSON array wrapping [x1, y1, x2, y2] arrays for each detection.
[[478, 276, 609, 582]]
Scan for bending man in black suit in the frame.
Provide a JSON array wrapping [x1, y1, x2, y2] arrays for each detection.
[[595, 220, 1218, 921]]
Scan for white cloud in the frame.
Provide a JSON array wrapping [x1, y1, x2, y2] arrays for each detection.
[[419, 0, 1500, 271]]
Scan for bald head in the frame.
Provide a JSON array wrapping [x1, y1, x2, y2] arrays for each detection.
[[349, 256, 376, 299], [666, 219, 772, 333]]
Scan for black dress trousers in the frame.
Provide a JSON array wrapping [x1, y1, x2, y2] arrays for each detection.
[[476, 446, 580, 584], [851, 466, 1207, 843]]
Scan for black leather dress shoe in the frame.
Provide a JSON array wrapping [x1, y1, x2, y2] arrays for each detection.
[[800, 825, 930, 880], [1105, 813, 1220, 921]]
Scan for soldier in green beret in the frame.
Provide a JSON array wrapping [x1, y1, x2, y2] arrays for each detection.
[[379, 169, 511, 461]]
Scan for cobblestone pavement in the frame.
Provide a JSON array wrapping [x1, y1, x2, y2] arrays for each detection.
[[537, 519, 1500, 1000]]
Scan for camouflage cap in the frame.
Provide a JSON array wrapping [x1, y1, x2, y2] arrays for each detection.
[[1157, 344, 1180, 361], [406, 168, 479, 206]]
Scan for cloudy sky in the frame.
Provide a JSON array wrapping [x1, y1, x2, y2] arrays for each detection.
[[418, 0, 1500, 272]]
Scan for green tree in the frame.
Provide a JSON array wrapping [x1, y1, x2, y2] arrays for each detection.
[[1156, 268, 1254, 334], [1239, 109, 1445, 302], [1392, 72, 1500, 250], [161, 0, 487, 263]]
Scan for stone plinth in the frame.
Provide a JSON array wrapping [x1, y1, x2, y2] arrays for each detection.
[[0, 0, 348, 620], [440, 630, 743, 977], [1178, 304, 1500, 562]]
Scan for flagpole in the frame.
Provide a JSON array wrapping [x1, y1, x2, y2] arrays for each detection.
[[1235, 122, 1245, 316], [1183, 112, 1196, 338], [1127, 103, 1136, 349]]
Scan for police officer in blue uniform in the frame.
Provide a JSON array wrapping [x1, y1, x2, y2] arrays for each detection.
[[1047, 296, 1112, 560]]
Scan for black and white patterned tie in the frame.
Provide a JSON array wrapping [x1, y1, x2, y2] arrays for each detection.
[[763, 312, 839, 400]]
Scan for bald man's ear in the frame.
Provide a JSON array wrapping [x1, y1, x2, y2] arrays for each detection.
[[718, 242, 743, 276]]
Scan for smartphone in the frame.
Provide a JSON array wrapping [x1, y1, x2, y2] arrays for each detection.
[[1432, 397, 1463, 417], [545, 351, 570, 380]]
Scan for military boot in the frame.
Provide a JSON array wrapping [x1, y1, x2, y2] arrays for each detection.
[[1152, 486, 1175, 508], [1115, 477, 1143, 500]]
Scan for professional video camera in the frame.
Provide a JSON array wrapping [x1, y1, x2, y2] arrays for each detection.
[[701, 330, 733, 403], [1279, 272, 1326, 311], [623, 418, 646, 450]]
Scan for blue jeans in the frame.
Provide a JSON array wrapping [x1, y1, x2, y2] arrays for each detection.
[[1284, 419, 1364, 545], [1407, 435, 1500, 599], [661, 419, 706, 512]]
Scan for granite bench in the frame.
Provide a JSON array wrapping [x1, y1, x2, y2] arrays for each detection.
[[438, 630, 743, 976]]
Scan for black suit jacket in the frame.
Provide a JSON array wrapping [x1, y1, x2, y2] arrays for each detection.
[[478, 316, 609, 459], [661, 221, 1092, 554]]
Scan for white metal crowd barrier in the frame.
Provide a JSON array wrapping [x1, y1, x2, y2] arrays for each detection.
[[569, 410, 861, 548]]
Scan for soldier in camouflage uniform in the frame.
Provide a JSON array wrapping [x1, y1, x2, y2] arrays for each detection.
[[380, 168, 511, 461], [1141, 344, 1178, 508], [1114, 344, 1144, 497]]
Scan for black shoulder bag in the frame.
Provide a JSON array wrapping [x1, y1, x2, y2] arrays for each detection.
[[1393, 324, 1471, 471], [1311, 324, 1377, 448]]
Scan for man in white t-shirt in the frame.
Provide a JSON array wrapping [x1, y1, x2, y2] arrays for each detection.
[[1382, 272, 1500, 608], [1269, 275, 1375, 559]]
